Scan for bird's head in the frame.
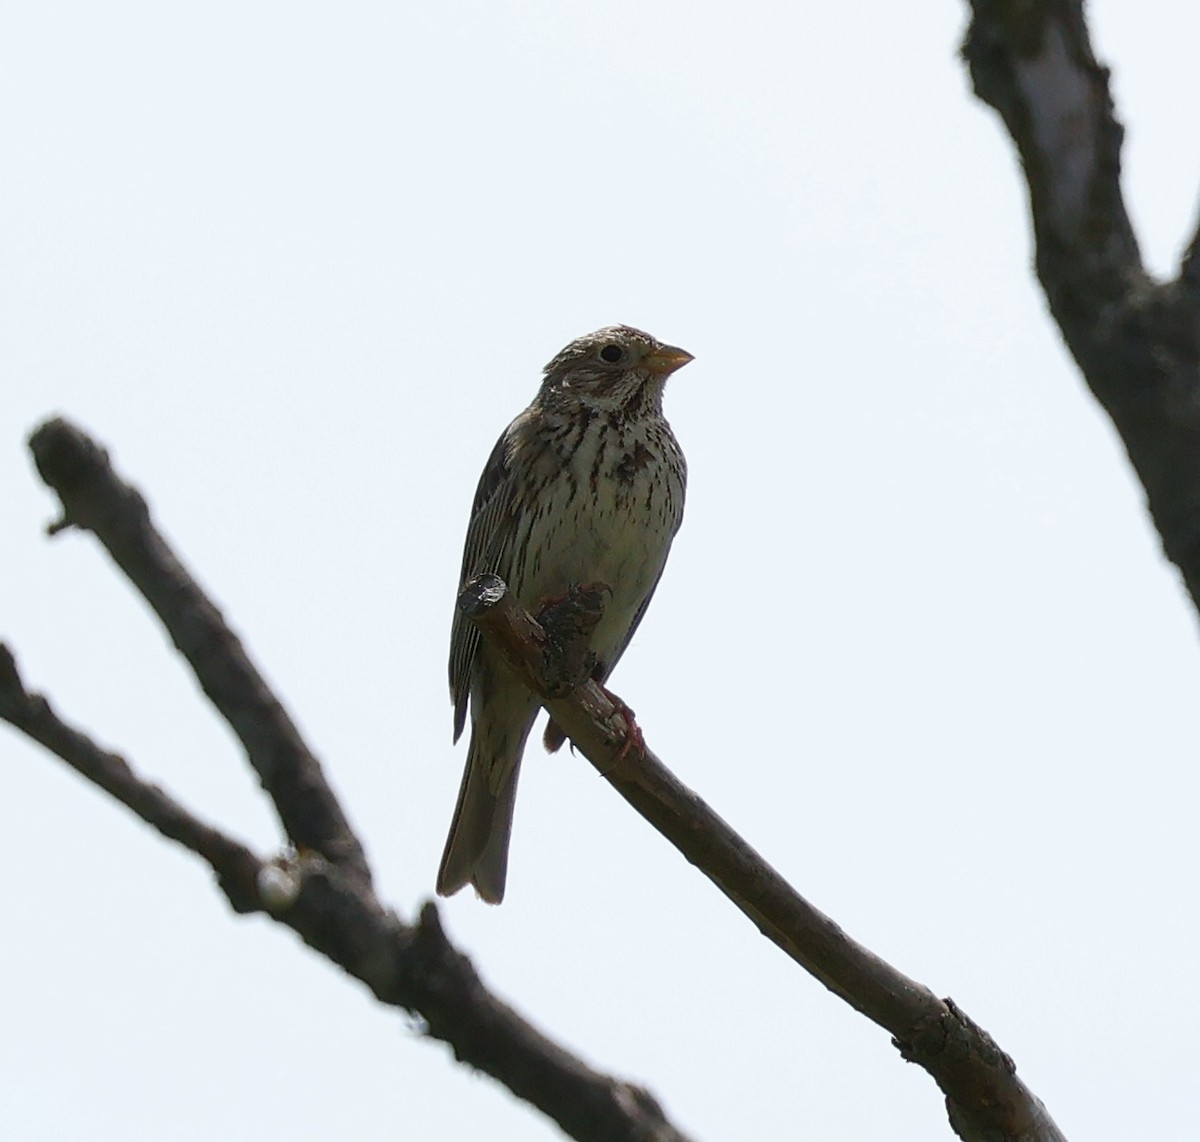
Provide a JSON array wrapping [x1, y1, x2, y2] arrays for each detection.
[[539, 325, 693, 414]]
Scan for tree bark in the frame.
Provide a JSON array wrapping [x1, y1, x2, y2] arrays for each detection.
[[964, 0, 1200, 616], [3, 418, 1069, 1140], [3, 418, 693, 1142]]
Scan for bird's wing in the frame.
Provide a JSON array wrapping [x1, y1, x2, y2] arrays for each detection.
[[449, 425, 519, 741], [596, 551, 671, 682]]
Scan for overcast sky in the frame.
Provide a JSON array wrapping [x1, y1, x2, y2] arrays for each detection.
[[5, 3, 1200, 1139]]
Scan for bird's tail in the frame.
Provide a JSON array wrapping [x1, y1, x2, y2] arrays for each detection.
[[436, 737, 521, 904]]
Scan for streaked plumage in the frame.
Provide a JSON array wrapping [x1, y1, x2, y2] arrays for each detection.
[[438, 325, 691, 903]]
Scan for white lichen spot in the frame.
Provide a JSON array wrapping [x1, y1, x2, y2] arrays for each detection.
[[257, 861, 301, 912]]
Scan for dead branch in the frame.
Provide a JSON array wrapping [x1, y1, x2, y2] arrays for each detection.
[[461, 574, 1066, 1142], [963, 0, 1200, 615], [5, 417, 694, 1142], [28, 416, 372, 883]]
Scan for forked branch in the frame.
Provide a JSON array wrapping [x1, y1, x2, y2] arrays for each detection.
[[964, 0, 1200, 613], [6, 416, 1065, 1140], [4, 417, 692, 1142]]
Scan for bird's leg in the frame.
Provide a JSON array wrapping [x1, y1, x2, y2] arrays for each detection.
[[537, 582, 611, 752], [536, 580, 609, 688]]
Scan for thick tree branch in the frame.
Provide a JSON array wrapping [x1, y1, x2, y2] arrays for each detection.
[[27, 416, 372, 883], [461, 575, 1066, 1142], [7, 420, 694, 1142], [963, 1, 1200, 614], [964, 1, 1140, 301]]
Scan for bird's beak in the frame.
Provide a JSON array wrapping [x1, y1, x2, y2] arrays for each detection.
[[643, 345, 694, 378]]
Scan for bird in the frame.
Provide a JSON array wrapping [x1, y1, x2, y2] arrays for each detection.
[[437, 324, 692, 903]]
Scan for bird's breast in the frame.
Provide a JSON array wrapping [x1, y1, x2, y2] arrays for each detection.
[[508, 416, 685, 661]]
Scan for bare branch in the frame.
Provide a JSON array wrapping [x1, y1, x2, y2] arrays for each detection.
[[26, 416, 372, 883], [461, 575, 1066, 1142], [9, 423, 697, 1142], [0, 642, 694, 1142], [0, 643, 263, 912], [964, 1, 1141, 298], [963, 1, 1200, 615], [257, 859, 694, 1142]]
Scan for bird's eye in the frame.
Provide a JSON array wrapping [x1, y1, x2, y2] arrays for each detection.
[[599, 343, 623, 364]]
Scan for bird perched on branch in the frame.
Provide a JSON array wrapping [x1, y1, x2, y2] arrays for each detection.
[[438, 324, 692, 903]]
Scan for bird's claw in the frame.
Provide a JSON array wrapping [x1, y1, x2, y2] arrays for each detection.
[[602, 687, 644, 761]]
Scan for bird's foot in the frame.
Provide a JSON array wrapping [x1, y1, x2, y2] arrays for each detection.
[[536, 582, 611, 695], [601, 687, 644, 761]]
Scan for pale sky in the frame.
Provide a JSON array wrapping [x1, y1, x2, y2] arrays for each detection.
[[5, 3, 1200, 1139]]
